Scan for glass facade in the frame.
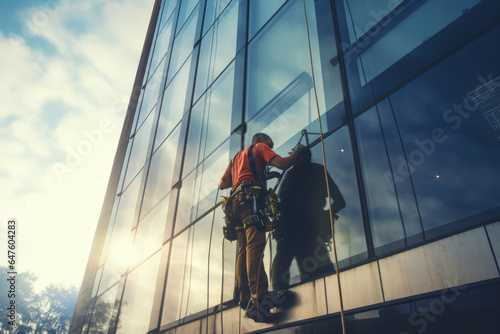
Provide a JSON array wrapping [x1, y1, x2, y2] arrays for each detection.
[[73, 0, 500, 333]]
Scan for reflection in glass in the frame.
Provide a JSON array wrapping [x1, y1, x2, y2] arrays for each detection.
[[99, 198, 120, 267], [186, 64, 235, 177], [123, 113, 154, 189], [155, 59, 192, 151], [194, 0, 239, 101], [148, 17, 174, 81], [87, 284, 118, 334], [388, 27, 500, 235], [246, 0, 343, 148], [314, 127, 367, 266], [138, 60, 166, 127], [133, 194, 170, 268], [248, 0, 286, 40], [176, 0, 199, 35], [355, 107, 406, 252], [116, 252, 161, 334], [203, 0, 232, 35], [142, 123, 181, 217], [161, 229, 190, 328], [175, 142, 230, 234], [167, 4, 199, 84]]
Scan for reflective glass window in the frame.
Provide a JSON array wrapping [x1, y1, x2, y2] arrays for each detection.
[[176, 0, 199, 34], [99, 198, 120, 267], [116, 252, 161, 334], [175, 142, 230, 234], [203, 0, 232, 35], [142, 123, 182, 217], [158, 0, 177, 35], [186, 64, 235, 177], [208, 208, 237, 308], [177, 216, 211, 319], [194, 0, 239, 101], [388, 25, 500, 237], [167, 4, 199, 84], [155, 58, 192, 151], [248, 0, 286, 40], [161, 229, 190, 328], [90, 266, 103, 299], [87, 284, 118, 334], [355, 107, 407, 253], [148, 16, 174, 81], [246, 0, 344, 149], [123, 113, 154, 188], [133, 194, 171, 268], [138, 60, 166, 127]]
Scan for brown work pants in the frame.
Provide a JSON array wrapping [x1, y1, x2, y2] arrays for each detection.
[[232, 196, 269, 301]]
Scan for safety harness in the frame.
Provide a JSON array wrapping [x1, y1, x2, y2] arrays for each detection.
[[221, 144, 281, 241]]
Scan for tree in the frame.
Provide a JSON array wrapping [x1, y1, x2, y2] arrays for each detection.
[[0, 266, 78, 334]]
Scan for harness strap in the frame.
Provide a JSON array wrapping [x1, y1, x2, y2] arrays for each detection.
[[247, 144, 259, 181]]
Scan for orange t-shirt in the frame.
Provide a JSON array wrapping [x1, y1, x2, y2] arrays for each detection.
[[222, 143, 278, 190]]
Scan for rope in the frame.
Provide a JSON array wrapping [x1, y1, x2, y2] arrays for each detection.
[[301, 0, 346, 333]]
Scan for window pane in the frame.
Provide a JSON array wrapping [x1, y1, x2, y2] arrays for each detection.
[[148, 16, 174, 80], [246, 0, 343, 148], [138, 60, 166, 127], [155, 59, 192, 151], [194, 0, 239, 101], [388, 25, 500, 237], [133, 194, 171, 268], [355, 107, 406, 253], [123, 113, 154, 188], [161, 229, 190, 328], [186, 64, 235, 176], [116, 252, 161, 334], [203, 0, 232, 35], [142, 123, 182, 217], [87, 284, 118, 334], [167, 4, 199, 84], [175, 142, 230, 235], [248, 0, 286, 40], [176, 0, 199, 34]]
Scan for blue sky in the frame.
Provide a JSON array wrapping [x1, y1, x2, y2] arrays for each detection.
[[0, 0, 155, 291]]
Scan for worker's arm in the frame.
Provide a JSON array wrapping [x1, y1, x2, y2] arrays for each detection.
[[268, 151, 298, 170], [219, 163, 232, 189]]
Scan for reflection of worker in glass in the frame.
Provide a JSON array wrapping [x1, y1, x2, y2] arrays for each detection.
[[219, 133, 304, 322], [271, 147, 346, 291]]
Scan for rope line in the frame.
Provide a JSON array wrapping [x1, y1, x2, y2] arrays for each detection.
[[301, 0, 346, 333]]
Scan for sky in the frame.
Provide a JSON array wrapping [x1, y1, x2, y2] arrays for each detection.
[[0, 0, 155, 291]]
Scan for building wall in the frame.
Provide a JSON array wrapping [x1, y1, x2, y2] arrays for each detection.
[[71, 0, 500, 333]]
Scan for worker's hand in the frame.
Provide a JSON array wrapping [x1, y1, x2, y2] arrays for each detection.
[[291, 143, 306, 156]]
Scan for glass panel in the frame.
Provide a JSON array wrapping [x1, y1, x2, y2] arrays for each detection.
[[148, 16, 174, 80], [208, 207, 237, 308], [175, 142, 230, 234], [155, 58, 192, 151], [99, 198, 120, 266], [167, 4, 199, 84], [142, 123, 182, 217], [100, 173, 143, 290], [356, 0, 481, 83], [90, 266, 103, 299], [116, 252, 162, 334], [133, 194, 171, 268], [161, 229, 190, 327], [248, 0, 286, 40], [178, 216, 211, 319], [138, 60, 166, 127], [123, 113, 154, 188], [246, 0, 344, 148], [194, 0, 239, 101], [355, 107, 406, 253], [186, 64, 235, 176], [203, 0, 232, 35], [388, 25, 500, 237], [176, 0, 199, 34], [87, 284, 118, 334], [158, 0, 177, 34]]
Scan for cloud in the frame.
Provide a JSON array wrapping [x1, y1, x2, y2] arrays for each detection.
[[0, 0, 154, 290]]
